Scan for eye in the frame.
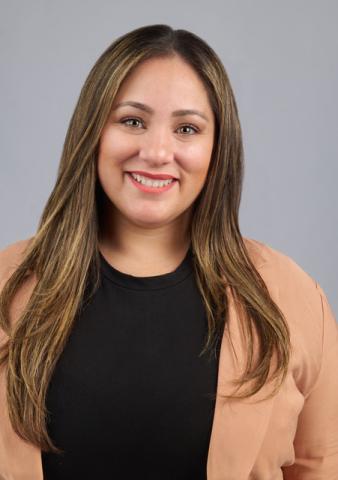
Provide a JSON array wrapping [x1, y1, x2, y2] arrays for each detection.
[[120, 117, 199, 135], [177, 124, 199, 135], [120, 117, 144, 128]]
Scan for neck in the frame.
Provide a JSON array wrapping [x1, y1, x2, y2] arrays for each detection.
[[98, 203, 192, 275]]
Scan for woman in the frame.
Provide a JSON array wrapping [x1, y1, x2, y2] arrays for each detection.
[[0, 24, 337, 480]]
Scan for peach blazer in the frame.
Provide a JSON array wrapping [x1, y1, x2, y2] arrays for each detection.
[[0, 237, 337, 480]]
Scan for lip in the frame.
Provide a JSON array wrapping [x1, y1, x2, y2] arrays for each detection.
[[126, 172, 177, 194], [126, 170, 178, 180]]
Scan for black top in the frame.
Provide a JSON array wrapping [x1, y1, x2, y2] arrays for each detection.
[[41, 245, 222, 480]]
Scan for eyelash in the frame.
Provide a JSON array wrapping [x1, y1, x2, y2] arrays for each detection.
[[120, 117, 200, 135]]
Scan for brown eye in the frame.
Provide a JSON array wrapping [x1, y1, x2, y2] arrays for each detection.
[[121, 117, 144, 128], [177, 124, 199, 135]]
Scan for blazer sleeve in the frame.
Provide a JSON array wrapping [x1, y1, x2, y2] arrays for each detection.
[[282, 281, 338, 479]]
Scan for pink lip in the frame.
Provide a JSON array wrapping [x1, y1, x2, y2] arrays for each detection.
[[127, 172, 177, 194], [126, 170, 178, 180]]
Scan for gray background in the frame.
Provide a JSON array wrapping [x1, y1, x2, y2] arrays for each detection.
[[1, 1, 337, 316]]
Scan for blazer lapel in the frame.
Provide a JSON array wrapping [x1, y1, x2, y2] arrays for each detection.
[[206, 283, 280, 479]]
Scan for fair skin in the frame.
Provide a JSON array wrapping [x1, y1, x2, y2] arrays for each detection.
[[97, 54, 215, 276]]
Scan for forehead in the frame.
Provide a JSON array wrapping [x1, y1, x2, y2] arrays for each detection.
[[113, 55, 212, 111]]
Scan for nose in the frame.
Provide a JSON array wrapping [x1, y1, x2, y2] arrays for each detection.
[[138, 126, 174, 166]]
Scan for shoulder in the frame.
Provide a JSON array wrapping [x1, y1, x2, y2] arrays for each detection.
[[0, 239, 30, 344], [243, 236, 318, 295], [244, 236, 338, 394], [243, 236, 326, 325], [0, 237, 33, 291], [0, 238, 37, 336]]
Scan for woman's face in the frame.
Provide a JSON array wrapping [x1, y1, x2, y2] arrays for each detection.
[[97, 54, 215, 233]]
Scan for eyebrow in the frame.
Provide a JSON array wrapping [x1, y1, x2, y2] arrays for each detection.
[[112, 100, 209, 122]]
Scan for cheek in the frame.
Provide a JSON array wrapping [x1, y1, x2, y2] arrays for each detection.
[[184, 147, 212, 180], [181, 147, 212, 197], [98, 128, 134, 166]]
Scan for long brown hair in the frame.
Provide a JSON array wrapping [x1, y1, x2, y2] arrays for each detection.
[[0, 24, 290, 454]]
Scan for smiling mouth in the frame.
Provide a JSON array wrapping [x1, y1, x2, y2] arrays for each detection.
[[126, 170, 178, 181], [126, 172, 177, 192], [130, 172, 176, 184]]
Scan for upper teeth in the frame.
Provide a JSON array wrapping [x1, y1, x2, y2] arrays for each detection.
[[130, 173, 174, 187]]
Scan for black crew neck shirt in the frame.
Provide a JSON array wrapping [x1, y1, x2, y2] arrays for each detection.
[[41, 246, 222, 480]]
